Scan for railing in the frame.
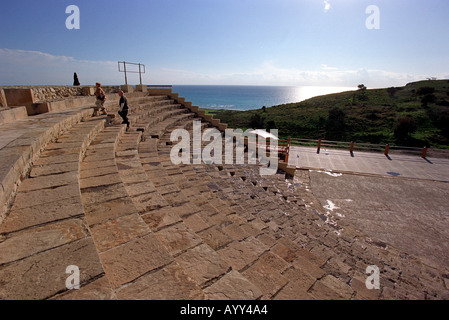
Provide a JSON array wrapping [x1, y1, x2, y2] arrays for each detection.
[[280, 137, 449, 159]]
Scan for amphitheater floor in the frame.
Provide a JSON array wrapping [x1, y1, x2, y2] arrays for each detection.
[[290, 146, 449, 270]]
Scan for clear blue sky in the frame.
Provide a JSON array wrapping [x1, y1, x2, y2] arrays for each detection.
[[1, 0, 448, 87]]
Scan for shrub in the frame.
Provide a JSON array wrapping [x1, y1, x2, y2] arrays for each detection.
[[416, 87, 435, 95], [394, 116, 416, 141]]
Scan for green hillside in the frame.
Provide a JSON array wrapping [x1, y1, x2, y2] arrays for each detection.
[[204, 80, 449, 149]]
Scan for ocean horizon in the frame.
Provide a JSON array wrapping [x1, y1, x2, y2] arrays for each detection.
[[171, 85, 356, 111]]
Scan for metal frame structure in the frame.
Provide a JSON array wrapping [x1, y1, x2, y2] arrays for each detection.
[[118, 61, 146, 85]]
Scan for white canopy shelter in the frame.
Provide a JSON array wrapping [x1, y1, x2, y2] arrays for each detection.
[[248, 129, 279, 140]]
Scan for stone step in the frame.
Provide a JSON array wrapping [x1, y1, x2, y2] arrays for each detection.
[[0, 106, 95, 223], [150, 121, 360, 299], [1, 92, 447, 300], [78, 124, 207, 299], [0, 116, 111, 299]]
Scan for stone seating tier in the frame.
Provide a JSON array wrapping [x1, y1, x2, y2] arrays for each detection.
[[0, 91, 448, 300]]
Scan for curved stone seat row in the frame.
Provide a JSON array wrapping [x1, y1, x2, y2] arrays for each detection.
[[0, 94, 199, 299], [1, 92, 448, 300], [0, 116, 108, 299], [0, 93, 171, 222], [147, 116, 449, 300], [0, 108, 95, 222], [73, 104, 206, 299]]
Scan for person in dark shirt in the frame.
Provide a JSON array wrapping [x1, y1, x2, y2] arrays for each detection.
[[118, 90, 130, 129]]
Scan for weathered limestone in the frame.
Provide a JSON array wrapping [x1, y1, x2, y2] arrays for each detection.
[[1, 89, 448, 301], [0, 107, 28, 125], [120, 85, 134, 93], [0, 237, 104, 300]]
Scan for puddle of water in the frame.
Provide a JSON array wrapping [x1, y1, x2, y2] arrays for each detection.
[[387, 172, 401, 177]]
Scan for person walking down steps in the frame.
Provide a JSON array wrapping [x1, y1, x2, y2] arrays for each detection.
[[118, 90, 130, 130]]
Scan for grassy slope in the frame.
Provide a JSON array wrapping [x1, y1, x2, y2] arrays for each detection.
[[203, 80, 449, 149]]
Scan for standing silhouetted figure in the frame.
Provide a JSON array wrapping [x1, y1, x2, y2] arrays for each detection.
[[73, 72, 80, 86]]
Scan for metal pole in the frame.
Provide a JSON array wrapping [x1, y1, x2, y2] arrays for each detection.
[[123, 62, 128, 85], [139, 64, 142, 85]]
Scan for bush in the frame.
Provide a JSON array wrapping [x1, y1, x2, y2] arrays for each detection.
[[416, 87, 435, 95], [248, 113, 265, 129], [325, 107, 346, 140], [394, 116, 416, 141], [421, 94, 436, 107]]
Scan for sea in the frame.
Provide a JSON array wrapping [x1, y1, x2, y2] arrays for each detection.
[[171, 85, 356, 111]]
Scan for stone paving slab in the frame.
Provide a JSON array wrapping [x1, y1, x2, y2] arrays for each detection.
[[290, 146, 449, 181], [309, 170, 449, 270], [0, 237, 104, 300], [99, 233, 174, 289], [115, 262, 204, 300]]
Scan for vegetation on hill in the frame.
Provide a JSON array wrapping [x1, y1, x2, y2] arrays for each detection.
[[203, 80, 449, 149]]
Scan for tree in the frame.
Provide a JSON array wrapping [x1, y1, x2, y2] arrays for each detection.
[[325, 107, 346, 140], [357, 84, 369, 101], [358, 84, 367, 91], [266, 120, 276, 131], [248, 113, 265, 129]]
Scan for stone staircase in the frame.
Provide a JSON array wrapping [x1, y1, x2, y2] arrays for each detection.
[[0, 91, 448, 300]]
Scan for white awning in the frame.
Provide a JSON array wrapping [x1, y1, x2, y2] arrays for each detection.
[[248, 129, 279, 140]]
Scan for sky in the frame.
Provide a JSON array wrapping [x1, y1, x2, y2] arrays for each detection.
[[0, 0, 448, 88]]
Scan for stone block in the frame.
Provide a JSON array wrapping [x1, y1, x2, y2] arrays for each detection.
[[99, 233, 174, 289], [309, 275, 354, 300], [19, 171, 78, 192], [0, 218, 88, 265], [12, 184, 81, 210], [0, 237, 104, 300], [81, 183, 128, 206], [82, 86, 95, 96], [175, 243, 230, 286], [120, 85, 134, 93], [80, 173, 122, 189], [135, 85, 147, 92], [197, 226, 233, 250], [53, 276, 115, 300], [141, 206, 183, 231], [242, 256, 288, 298], [0, 196, 84, 234], [132, 191, 169, 213], [115, 262, 204, 300], [0, 88, 6, 107], [218, 237, 269, 272], [204, 270, 263, 300], [83, 196, 137, 227], [155, 222, 202, 256], [0, 106, 28, 125], [89, 213, 150, 252], [3, 88, 35, 115]]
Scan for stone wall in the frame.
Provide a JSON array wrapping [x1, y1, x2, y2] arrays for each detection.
[[32, 86, 121, 102], [32, 87, 84, 102], [0, 86, 122, 105]]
